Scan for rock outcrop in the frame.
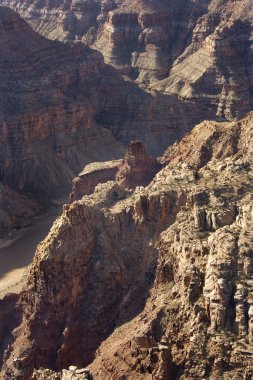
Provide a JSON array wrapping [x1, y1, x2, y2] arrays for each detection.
[[116, 140, 161, 189], [162, 112, 253, 168], [70, 160, 121, 201], [1, 113, 252, 379], [32, 366, 93, 380], [70, 141, 161, 201]]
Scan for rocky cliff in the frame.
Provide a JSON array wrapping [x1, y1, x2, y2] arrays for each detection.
[[70, 159, 121, 201], [0, 6, 211, 233], [2, 0, 253, 102], [1, 112, 252, 379], [152, 17, 253, 120], [70, 140, 160, 201]]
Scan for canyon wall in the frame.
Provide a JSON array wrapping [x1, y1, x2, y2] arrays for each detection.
[[2, 0, 253, 115], [1, 113, 252, 379], [0, 7, 211, 232]]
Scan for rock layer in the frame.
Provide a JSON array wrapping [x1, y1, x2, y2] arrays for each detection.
[[0, 7, 211, 232], [3, 0, 253, 100], [152, 18, 253, 120], [1, 113, 252, 379], [70, 160, 121, 201]]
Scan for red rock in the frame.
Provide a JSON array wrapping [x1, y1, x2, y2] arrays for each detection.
[[1, 114, 253, 380], [70, 160, 121, 201], [116, 140, 161, 189]]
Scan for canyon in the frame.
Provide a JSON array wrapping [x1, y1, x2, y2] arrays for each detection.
[[0, 0, 252, 379], [0, 113, 252, 379], [0, 5, 211, 236], [2, 0, 253, 120]]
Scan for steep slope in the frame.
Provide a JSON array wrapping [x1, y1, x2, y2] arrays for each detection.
[[0, 183, 41, 235], [94, 0, 207, 82], [0, 6, 125, 231], [3, 0, 253, 122], [0, 7, 211, 233], [152, 18, 252, 119], [1, 113, 252, 379], [0, 0, 105, 42]]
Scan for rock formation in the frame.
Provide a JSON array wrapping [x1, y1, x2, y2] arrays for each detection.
[[0, 2, 253, 379], [1, 112, 252, 379], [70, 141, 161, 201], [152, 18, 252, 120], [116, 140, 161, 189], [2, 0, 253, 100], [32, 366, 93, 380], [70, 160, 121, 201], [0, 6, 211, 233]]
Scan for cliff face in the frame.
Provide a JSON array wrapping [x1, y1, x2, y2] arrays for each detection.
[[0, 6, 124, 231], [0, 2, 253, 379], [0, 0, 104, 42], [152, 18, 253, 120], [0, 7, 212, 232], [70, 159, 121, 201], [1, 113, 252, 379], [2, 0, 253, 101], [70, 140, 161, 201]]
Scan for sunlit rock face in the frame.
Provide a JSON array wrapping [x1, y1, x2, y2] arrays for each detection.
[[1, 113, 252, 380]]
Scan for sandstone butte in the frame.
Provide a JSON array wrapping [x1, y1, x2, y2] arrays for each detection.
[[0, 0, 252, 379]]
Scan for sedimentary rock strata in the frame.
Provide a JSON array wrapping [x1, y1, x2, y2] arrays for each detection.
[[152, 18, 253, 120], [3, 0, 253, 102], [0, 2, 253, 379], [70, 160, 121, 201], [0, 7, 211, 232], [1, 113, 252, 379]]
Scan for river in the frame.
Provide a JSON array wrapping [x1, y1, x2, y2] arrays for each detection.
[[0, 209, 60, 299]]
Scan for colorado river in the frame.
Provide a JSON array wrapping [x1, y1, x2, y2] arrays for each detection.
[[0, 209, 60, 299]]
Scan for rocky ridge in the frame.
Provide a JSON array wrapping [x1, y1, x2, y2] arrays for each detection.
[[1, 113, 252, 379], [116, 140, 161, 190]]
